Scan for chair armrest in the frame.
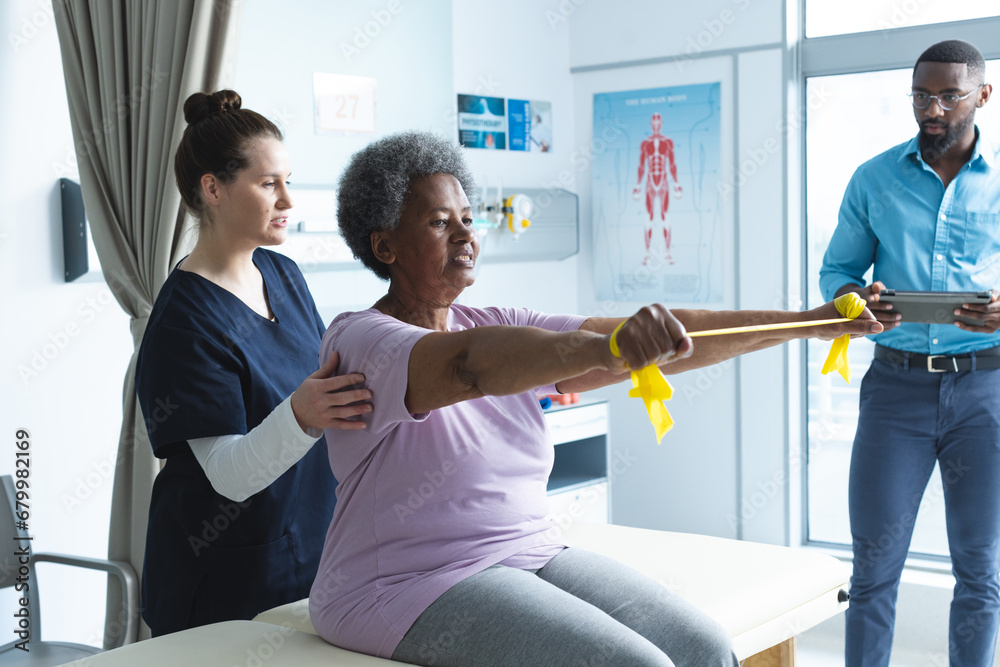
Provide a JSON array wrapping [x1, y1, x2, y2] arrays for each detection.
[[32, 553, 139, 648]]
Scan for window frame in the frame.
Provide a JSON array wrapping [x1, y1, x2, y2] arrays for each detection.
[[794, 11, 1000, 561]]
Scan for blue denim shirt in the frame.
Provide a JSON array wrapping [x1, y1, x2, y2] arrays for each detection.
[[820, 128, 1000, 355]]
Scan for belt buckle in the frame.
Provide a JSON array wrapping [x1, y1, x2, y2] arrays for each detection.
[[926, 355, 947, 372]]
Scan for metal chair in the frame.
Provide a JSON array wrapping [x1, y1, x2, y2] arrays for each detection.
[[0, 474, 139, 666]]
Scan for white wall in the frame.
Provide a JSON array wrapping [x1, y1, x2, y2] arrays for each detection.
[[1, 0, 132, 648], [569, 0, 782, 69]]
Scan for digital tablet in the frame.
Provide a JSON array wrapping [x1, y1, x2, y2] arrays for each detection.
[[879, 290, 991, 326]]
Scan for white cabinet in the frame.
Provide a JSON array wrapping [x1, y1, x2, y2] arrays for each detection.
[[544, 402, 609, 524]]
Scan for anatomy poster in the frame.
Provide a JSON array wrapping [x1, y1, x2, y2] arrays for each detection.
[[592, 83, 722, 303]]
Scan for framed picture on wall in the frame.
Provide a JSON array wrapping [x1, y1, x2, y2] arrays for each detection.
[[457, 94, 506, 149], [508, 99, 552, 152]]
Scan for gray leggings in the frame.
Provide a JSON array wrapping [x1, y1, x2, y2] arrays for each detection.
[[390, 547, 739, 667]]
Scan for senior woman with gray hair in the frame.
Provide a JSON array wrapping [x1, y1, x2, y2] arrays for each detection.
[[309, 131, 881, 666]]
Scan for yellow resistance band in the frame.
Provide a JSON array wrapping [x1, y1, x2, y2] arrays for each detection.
[[688, 317, 850, 337], [610, 292, 866, 443], [819, 292, 866, 383], [609, 321, 675, 444]]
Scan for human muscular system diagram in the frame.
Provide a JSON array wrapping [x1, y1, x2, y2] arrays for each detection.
[[633, 112, 682, 265]]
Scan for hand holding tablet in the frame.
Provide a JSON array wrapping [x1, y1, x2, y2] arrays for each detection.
[[878, 289, 993, 326], [847, 281, 903, 329]]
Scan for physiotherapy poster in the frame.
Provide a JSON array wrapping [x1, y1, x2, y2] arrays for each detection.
[[508, 99, 552, 152], [591, 82, 723, 303], [457, 94, 506, 150]]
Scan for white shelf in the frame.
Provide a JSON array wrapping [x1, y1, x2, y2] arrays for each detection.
[[544, 401, 609, 524], [546, 402, 608, 446]]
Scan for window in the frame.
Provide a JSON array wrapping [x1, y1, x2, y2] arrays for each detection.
[[805, 1, 999, 38], [804, 59, 1000, 557]]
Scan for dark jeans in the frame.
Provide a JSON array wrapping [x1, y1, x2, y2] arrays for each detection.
[[846, 359, 1000, 666]]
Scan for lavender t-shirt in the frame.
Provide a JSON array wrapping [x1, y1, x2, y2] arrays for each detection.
[[309, 304, 587, 658]]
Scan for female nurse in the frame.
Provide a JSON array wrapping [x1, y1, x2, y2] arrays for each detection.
[[135, 90, 371, 636]]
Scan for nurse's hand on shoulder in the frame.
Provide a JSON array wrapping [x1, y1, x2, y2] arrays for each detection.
[[291, 351, 373, 432], [607, 304, 693, 373], [954, 289, 1000, 334]]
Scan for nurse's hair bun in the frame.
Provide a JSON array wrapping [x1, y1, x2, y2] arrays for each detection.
[[183, 90, 243, 125], [173, 89, 282, 220]]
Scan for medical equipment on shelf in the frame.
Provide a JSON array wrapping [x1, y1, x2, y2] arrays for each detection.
[[471, 183, 578, 264], [503, 194, 532, 236], [473, 179, 532, 240]]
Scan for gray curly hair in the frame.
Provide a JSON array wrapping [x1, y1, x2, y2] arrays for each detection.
[[337, 131, 478, 280]]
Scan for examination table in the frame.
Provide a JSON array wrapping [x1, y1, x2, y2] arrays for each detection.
[[60, 521, 849, 666]]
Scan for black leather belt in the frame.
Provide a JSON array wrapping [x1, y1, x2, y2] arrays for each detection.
[[874, 344, 1000, 372]]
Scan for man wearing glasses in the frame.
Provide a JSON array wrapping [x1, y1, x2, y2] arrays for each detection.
[[820, 40, 999, 666]]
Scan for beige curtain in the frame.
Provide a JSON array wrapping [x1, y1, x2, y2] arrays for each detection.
[[52, 0, 242, 646]]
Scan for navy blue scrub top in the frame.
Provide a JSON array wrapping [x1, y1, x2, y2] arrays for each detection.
[[136, 248, 336, 636]]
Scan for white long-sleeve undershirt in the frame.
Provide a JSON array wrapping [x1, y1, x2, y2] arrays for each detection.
[[187, 396, 321, 502]]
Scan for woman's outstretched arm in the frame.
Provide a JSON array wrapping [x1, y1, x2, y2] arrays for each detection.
[[555, 299, 882, 394], [403, 306, 690, 414]]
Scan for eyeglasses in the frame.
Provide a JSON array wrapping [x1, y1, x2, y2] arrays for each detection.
[[909, 84, 984, 111]]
